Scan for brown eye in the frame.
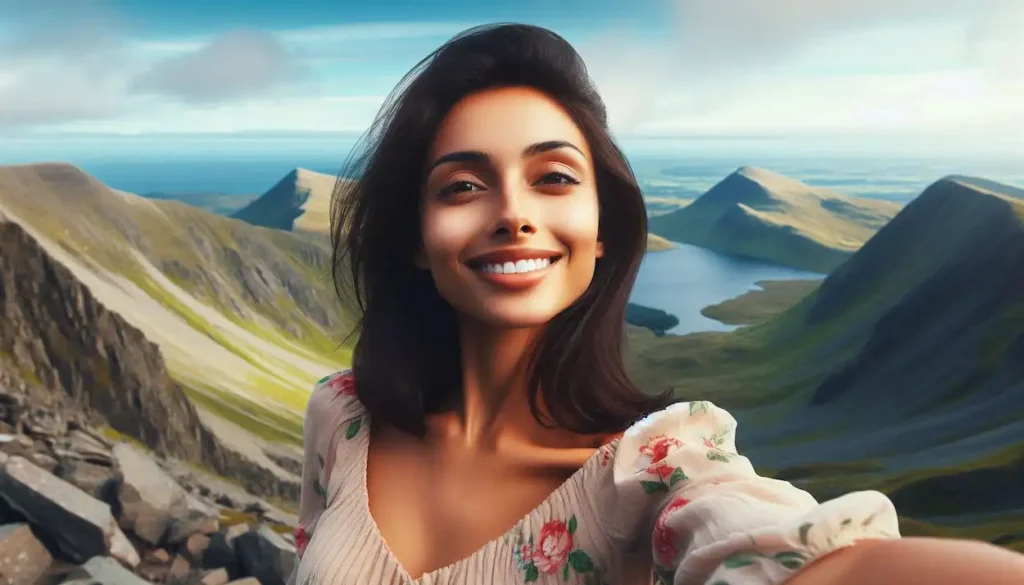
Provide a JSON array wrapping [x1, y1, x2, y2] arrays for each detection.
[[535, 172, 580, 186], [438, 180, 483, 198]]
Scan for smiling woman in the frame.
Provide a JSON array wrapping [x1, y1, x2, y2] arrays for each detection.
[[287, 22, 1024, 585]]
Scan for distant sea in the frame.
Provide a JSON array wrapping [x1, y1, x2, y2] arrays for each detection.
[[10, 150, 1024, 334], [49, 152, 1024, 205]]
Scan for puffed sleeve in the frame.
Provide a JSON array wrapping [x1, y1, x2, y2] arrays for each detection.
[[612, 401, 901, 585], [287, 369, 358, 584]]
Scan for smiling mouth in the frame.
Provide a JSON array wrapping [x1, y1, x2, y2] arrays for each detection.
[[471, 255, 562, 275]]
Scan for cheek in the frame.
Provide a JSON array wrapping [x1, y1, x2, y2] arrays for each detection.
[[554, 195, 601, 251], [421, 207, 479, 266]]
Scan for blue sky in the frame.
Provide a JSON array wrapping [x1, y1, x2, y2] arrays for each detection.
[[0, 0, 1022, 159]]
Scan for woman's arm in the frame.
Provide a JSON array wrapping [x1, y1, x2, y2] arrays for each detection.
[[787, 537, 1024, 585]]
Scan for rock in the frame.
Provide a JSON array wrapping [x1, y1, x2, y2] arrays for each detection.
[[112, 444, 189, 546], [0, 434, 34, 458], [167, 555, 190, 583], [143, 549, 171, 564], [235, 525, 296, 585], [183, 533, 210, 564], [0, 451, 7, 467], [67, 430, 113, 461], [201, 524, 249, 579], [54, 460, 115, 500], [136, 563, 168, 584], [213, 495, 233, 509], [107, 529, 141, 570], [166, 500, 219, 545], [0, 523, 53, 585], [224, 580, 259, 585], [67, 556, 153, 585], [29, 452, 58, 473], [0, 456, 138, 567], [198, 568, 229, 585]]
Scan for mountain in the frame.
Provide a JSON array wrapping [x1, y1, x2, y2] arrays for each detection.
[[230, 168, 342, 235], [0, 215, 304, 505], [0, 163, 356, 457], [648, 166, 901, 272], [145, 191, 259, 216], [629, 175, 1024, 549], [232, 167, 678, 252]]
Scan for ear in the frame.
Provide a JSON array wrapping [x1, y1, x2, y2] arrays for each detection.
[[595, 240, 605, 259]]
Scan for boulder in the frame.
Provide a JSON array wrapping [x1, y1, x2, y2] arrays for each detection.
[[166, 555, 191, 583], [0, 456, 139, 568], [235, 525, 296, 585], [54, 460, 116, 500], [112, 444, 189, 546], [200, 524, 249, 579], [198, 568, 229, 585], [182, 533, 210, 564], [65, 556, 153, 585], [0, 523, 53, 585]]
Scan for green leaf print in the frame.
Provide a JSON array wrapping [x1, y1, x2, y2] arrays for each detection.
[[345, 418, 362, 439], [669, 468, 688, 485], [722, 552, 759, 569], [689, 401, 709, 415], [568, 514, 578, 534], [799, 522, 813, 546], [563, 563, 570, 581], [524, 564, 539, 582], [568, 550, 594, 573], [641, 480, 670, 494], [706, 451, 731, 463], [317, 374, 332, 384], [772, 551, 807, 570]]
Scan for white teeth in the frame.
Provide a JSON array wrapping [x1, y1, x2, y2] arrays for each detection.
[[480, 257, 552, 274]]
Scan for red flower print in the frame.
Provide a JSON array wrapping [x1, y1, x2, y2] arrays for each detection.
[[531, 519, 573, 574], [295, 524, 310, 558], [639, 435, 683, 467], [653, 496, 689, 567], [702, 437, 715, 449], [328, 373, 356, 397], [648, 463, 676, 481], [601, 447, 612, 467]]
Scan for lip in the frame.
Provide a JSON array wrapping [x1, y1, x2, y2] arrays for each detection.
[[465, 247, 563, 267], [465, 247, 563, 291]]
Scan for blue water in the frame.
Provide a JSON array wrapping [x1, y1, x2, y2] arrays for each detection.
[[632, 243, 823, 334], [5, 151, 1022, 334]]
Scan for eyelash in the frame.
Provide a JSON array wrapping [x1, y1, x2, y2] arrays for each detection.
[[438, 172, 580, 198]]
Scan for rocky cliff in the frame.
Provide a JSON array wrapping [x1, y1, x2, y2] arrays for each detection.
[[0, 218, 301, 506]]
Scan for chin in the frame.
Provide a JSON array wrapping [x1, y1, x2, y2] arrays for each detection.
[[467, 298, 572, 330]]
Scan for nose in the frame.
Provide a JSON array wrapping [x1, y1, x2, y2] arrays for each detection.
[[491, 186, 536, 239]]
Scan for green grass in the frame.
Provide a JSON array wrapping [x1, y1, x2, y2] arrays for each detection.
[[700, 279, 822, 326], [181, 379, 305, 446]]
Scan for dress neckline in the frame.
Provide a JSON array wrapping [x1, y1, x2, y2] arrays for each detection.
[[355, 409, 623, 583]]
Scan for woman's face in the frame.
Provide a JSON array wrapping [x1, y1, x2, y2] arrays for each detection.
[[419, 85, 604, 329]]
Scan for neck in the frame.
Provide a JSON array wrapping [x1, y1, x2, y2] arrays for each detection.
[[445, 317, 545, 448]]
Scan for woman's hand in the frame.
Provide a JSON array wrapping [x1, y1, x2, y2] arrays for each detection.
[[786, 537, 1024, 585]]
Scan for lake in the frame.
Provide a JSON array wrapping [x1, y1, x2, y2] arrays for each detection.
[[630, 242, 824, 334]]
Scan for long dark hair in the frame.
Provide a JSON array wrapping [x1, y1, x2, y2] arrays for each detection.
[[331, 22, 673, 438]]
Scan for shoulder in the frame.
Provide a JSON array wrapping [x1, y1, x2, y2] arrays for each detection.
[[304, 369, 365, 439], [620, 400, 737, 450], [611, 400, 749, 493]]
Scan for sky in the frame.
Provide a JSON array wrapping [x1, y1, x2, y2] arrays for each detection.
[[0, 0, 1022, 159]]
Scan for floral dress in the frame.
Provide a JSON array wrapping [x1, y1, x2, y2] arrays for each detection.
[[289, 370, 900, 585]]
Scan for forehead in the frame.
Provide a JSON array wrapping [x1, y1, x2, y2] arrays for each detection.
[[428, 86, 591, 160]]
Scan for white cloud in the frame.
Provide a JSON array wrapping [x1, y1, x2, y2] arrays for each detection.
[[49, 94, 386, 134], [131, 29, 301, 103], [577, 0, 1024, 142]]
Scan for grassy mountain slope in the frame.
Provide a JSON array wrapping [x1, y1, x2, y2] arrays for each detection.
[[0, 163, 356, 445], [628, 175, 1024, 547], [648, 166, 901, 272]]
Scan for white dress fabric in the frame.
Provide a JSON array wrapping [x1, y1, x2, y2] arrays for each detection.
[[290, 370, 900, 585]]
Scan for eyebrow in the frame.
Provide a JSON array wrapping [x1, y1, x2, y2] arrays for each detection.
[[428, 140, 585, 172]]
